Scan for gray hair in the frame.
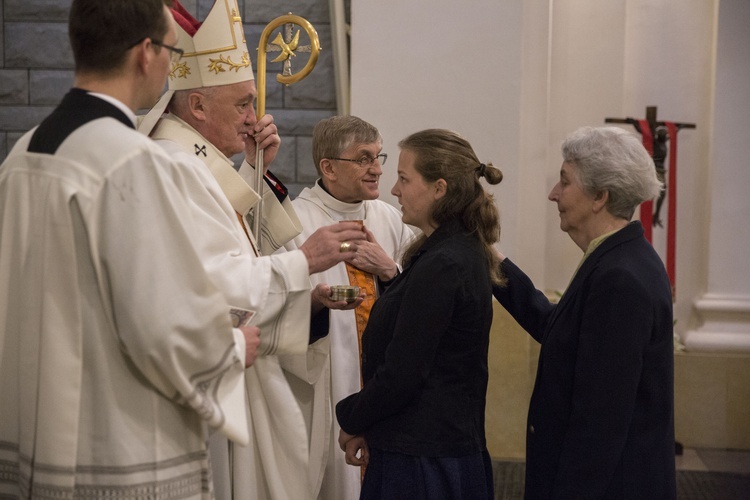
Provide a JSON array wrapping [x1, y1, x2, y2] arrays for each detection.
[[168, 86, 220, 116], [562, 126, 663, 220], [312, 116, 381, 176]]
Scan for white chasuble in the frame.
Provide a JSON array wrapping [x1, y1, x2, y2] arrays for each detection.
[[284, 183, 414, 499], [0, 115, 249, 499], [151, 114, 324, 500]]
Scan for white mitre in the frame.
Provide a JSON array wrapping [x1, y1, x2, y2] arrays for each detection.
[[140, 0, 254, 135], [169, 0, 254, 89]]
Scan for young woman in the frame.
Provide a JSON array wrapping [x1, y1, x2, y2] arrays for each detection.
[[336, 129, 504, 499]]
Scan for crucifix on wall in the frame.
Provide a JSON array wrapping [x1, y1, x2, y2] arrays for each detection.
[[605, 106, 695, 298]]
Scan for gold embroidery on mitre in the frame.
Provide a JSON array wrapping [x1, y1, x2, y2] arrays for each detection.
[[230, 8, 246, 43], [169, 61, 191, 80], [208, 52, 251, 74]]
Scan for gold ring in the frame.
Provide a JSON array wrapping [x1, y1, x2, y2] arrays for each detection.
[[339, 241, 351, 253]]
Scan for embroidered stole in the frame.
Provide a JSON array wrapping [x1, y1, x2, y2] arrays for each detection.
[[343, 243, 376, 482], [345, 267, 376, 386]]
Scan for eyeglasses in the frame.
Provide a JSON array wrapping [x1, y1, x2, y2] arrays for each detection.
[[328, 153, 387, 167], [128, 37, 184, 63], [152, 40, 184, 63]]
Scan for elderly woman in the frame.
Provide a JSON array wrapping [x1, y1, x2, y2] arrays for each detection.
[[336, 129, 504, 499], [494, 126, 676, 499]]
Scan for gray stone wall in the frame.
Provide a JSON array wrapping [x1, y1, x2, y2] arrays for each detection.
[[0, 0, 340, 196]]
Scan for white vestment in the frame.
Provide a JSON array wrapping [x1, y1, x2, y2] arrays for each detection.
[[0, 105, 249, 499], [284, 183, 414, 500], [150, 114, 326, 500]]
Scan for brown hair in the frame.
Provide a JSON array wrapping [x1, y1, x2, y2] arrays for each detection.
[[398, 129, 505, 285], [69, 0, 173, 73]]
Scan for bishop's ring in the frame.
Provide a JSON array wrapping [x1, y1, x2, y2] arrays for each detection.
[[339, 241, 351, 253]]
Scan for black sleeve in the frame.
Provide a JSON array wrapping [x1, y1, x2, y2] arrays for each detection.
[[309, 307, 330, 344]]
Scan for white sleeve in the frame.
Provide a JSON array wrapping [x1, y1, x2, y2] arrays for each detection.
[[95, 150, 250, 444]]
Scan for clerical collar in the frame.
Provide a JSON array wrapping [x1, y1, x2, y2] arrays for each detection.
[[88, 92, 137, 127], [312, 180, 367, 220], [316, 179, 365, 203], [317, 178, 337, 198]]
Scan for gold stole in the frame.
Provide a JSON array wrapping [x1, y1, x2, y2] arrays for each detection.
[[342, 220, 376, 482], [350, 265, 374, 482], [344, 263, 377, 387]]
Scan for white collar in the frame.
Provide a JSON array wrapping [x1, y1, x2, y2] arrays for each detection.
[[311, 180, 368, 219], [88, 92, 137, 127]]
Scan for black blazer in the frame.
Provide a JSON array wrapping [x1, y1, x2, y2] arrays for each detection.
[[493, 221, 676, 499], [337, 218, 493, 457]]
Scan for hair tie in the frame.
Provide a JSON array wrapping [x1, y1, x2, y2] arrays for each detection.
[[476, 163, 486, 177]]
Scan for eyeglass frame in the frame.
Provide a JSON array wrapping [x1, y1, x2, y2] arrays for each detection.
[[151, 40, 184, 62], [326, 153, 387, 167], [128, 37, 184, 62]]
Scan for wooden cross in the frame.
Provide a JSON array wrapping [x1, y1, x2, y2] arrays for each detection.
[[606, 106, 695, 227], [606, 106, 695, 136], [604, 106, 696, 300]]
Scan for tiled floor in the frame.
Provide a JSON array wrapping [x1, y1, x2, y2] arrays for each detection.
[[677, 447, 750, 475], [493, 448, 750, 499]]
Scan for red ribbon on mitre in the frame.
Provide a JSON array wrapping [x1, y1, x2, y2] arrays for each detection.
[[170, 0, 202, 36]]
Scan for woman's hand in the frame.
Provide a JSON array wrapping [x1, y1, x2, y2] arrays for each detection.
[[338, 429, 369, 466]]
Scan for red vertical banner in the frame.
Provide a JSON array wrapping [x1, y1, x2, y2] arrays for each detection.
[[665, 122, 678, 299], [637, 119, 654, 242]]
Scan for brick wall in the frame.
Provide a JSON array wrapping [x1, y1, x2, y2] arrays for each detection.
[[0, 0, 342, 196]]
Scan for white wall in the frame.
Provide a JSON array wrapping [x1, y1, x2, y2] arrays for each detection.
[[350, 0, 527, 272], [350, 0, 748, 349], [544, 0, 630, 288]]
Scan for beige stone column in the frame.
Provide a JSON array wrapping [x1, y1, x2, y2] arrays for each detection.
[[684, 0, 750, 352]]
